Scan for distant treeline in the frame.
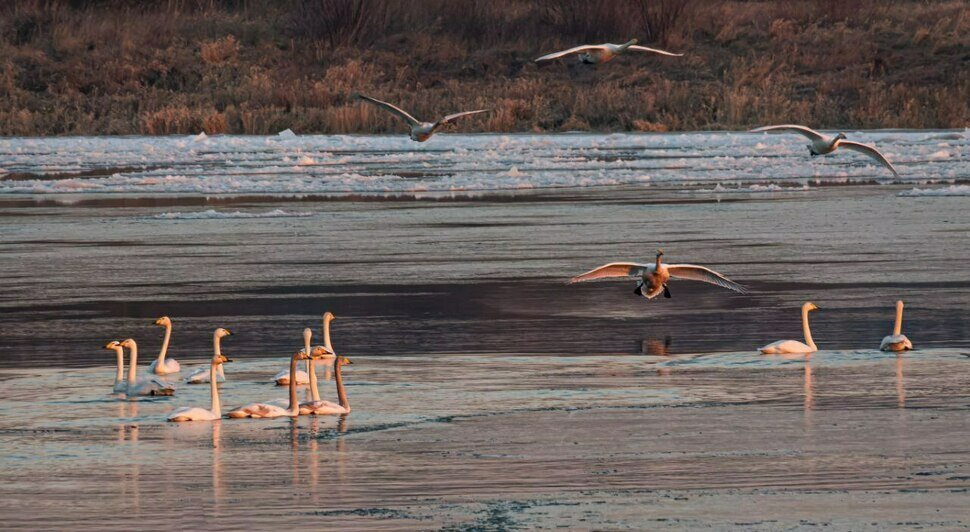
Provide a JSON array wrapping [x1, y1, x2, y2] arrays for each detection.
[[0, 0, 966, 135]]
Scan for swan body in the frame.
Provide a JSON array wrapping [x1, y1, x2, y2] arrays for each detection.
[[751, 125, 900, 178], [880, 300, 913, 352], [168, 329, 232, 422], [273, 368, 309, 386], [185, 364, 226, 384], [119, 339, 175, 397], [103, 341, 128, 393], [357, 95, 490, 142], [228, 342, 311, 419], [535, 39, 683, 64], [569, 249, 746, 300], [148, 316, 181, 374], [760, 302, 819, 354]]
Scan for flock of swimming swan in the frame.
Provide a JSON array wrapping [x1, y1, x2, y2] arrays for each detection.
[[354, 39, 901, 178], [104, 312, 352, 422]]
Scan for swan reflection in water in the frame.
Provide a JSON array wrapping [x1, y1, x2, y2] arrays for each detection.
[[895, 354, 906, 408], [641, 336, 672, 356]]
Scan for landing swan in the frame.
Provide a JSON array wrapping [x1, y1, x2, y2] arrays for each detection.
[[760, 302, 819, 354], [568, 249, 747, 299], [227, 348, 312, 419], [751, 124, 900, 178], [167, 328, 233, 422], [535, 39, 683, 64], [356, 95, 490, 142], [148, 316, 181, 374], [880, 300, 913, 352], [103, 340, 127, 393], [119, 339, 175, 397]]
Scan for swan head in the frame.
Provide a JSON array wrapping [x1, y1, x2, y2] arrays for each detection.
[[896, 300, 904, 310], [154, 316, 171, 327], [323, 311, 336, 322], [836, 133, 847, 140], [310, 345, 334, 357], [303, 327, 312, 342], [802, 302, 819, 312], [119, 338, 136, 348], [103, 340, 122, 350], [294, 350, 311, 361], [336, 356, 353, 367], [215, 354, 232, 365], [214, 328, 231, 339], [656, 248, 664, 258]]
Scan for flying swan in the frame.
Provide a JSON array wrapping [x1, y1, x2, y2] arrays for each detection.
[[167, 328, 233, 422], [760, 302, 819, 355], [227, 347, 318, 419], [119, 338, 175, 397], [103, 340, 128, 393], [535, 39, 683, 64], [568, 249, 747, 299], [880, 300, 913, 352], [750, 124, 900, 178], [148, 316, 181, 374], [356, 94, 490, 142]]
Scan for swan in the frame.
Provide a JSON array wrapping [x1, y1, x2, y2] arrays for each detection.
[[356, 95, 490, 142], [185, 364, 225, 384], [760, 302, 819, 354], [750, 125, 900, 178], [227, 348, 311, 419], [535, 39, 683, 64], [313, 312, 337, 360], [880, 300, 913, 352], [103, 340, 127, 393], [301, 356, 353, 416], [148, 316, 181, 374], [167, 328, 233, 422], [568, 249, 747, 300], [119, 339, 175, 397]]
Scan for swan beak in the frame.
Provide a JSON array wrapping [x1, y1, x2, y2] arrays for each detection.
[[223, 358, 234, 363], [633, 285, 643, 296], [341, 357, 353, 365], [224, 329, 232, 335], [663, 284, 672, 299], [102, 342, 116, 349]]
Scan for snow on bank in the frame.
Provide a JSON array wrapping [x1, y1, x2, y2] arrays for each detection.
[[897, 185, 970, 197], [152, 209, 313, 220]]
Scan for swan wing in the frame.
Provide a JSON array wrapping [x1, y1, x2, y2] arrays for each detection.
[[749, 124, 825, 141], [837, 140, 900, 178], [568, 262, 649, 284], [627, 45, 684, 57], [666, 264, 748, 294], [434, 109, 490, 130], [535, 45, 605, 62], [357, 95, 420, 127]]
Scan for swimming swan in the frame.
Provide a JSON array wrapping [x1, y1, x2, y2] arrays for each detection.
[[535, 39, 683, 64], [356, 95, 490, 142], [148, 316, 181, 374], [227, 348, 312, 419], [760, 302, 819, 354], [185, 360, 226, 384], [103, 340, 127, 393], [313, 312, 337, 359], [302, 355, 352, 416], [167, 328, 233, 422], [119, 338, 176, 397], [880, 300, 913, 352], [750, 124, 900, 178], [568, 249, 747, 299]]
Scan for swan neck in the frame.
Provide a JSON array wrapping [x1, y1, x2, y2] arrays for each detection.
[[210, 363, 221, 417], [157, 324, 171, 365], [893, 304, 904, 336], [335, 362, 350, 411], [213, 334, 222, 358], [126, 342, 138, 384], [287, 355, 299, 414], [802, 307, 816, 351], [115, 348, 125, 385], [323, 317, 334, 353], [306, 336, 320, 402]]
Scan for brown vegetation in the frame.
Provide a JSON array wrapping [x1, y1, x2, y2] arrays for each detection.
[[0, 0, 966, 135]]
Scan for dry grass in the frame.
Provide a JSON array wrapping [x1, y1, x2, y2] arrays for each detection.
[[0, 0, 966, 135]]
